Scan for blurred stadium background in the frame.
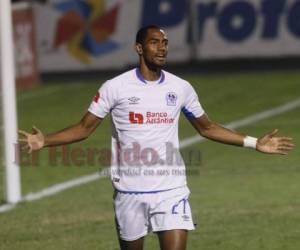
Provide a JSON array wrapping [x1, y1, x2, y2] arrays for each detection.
[[0, 0, 300, 249]]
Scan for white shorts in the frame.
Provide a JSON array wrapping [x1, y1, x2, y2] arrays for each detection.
[[113, 186, 195, 241]]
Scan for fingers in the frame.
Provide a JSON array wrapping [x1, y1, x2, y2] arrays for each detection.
[[267, 148, 289, 155], [19, 126, 41, 136], [32, 125, 41, 134], [21, 144, 30, 152], [278, 145, 294, 151], [268, 129, 279, 138], [275, 141, 294, 155], [18, 138, 28, 143], [278, 137, 293, 143], [279, 142, 295, 149], [18, 130, 30, 152], [277, 137, 294, 150], [274, 139, 294, 154], [275, 150, 288, 155], [260, 149, 287, 155], [280, 145, 294, 151], [21, 144, 32, 154], [257, 135, 294, 155], [18, 130, 30, 137]]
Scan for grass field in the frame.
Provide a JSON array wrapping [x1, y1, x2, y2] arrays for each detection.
[[0, 70, 300, 250]]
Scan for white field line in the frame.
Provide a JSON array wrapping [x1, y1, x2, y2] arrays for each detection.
[[0, 203, 16, 213], [23, 170, 109, 202], [1, 97, 300, 213]]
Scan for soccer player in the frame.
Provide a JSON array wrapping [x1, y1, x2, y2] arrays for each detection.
[[19, 25, 294, 250]]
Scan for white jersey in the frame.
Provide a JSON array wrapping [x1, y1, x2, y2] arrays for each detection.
[[88, 68, 204, 192]]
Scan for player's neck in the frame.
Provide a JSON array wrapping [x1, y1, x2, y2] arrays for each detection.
[[138, 64, 161, 81]]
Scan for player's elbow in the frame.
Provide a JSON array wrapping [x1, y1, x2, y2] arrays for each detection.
[[77, 123, 93, 140], [199, 122, 218, 138]]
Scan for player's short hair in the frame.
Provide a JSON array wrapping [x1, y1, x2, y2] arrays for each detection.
[[135, 25, 161, 44]]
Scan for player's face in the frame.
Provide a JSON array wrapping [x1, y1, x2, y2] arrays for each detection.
[[140, 29, 168, 67]]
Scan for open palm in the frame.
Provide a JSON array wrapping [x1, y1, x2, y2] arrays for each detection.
[[257, 129, 294, 155], [18, 126, 45, 153]]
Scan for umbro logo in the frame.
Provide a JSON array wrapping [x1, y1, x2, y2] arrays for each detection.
[[128, 96, 140, 105]]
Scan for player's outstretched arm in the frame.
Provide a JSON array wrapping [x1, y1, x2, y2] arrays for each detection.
[[18, 112, 103, 153], [188, 113, 294, 155]]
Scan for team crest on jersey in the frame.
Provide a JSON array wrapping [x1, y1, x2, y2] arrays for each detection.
[[166, 92, 177, 106], [128, 96, 140, 105]]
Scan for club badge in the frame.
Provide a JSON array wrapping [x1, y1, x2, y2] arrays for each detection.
[[166, 92, 177, 106]]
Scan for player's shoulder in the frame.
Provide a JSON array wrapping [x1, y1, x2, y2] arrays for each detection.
[[163, 70, 192, 89]]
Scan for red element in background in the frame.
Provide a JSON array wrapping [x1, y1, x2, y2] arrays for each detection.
[[93, 91, 100, 103], [54, 10, 84, 48], [54, 4, 120, 48], [89, 5, 119, 42], [12, 6, 40, 91]]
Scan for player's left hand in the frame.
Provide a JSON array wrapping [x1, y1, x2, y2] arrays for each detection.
[[256, 129, 294, 155]]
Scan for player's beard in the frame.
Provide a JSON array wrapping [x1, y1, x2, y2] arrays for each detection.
[[144, 56, 167, 70], [153, 56, 167, 67]]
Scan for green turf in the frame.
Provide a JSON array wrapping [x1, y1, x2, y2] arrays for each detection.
[[0, 70, 299, 249]]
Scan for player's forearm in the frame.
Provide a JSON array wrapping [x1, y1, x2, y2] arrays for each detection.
[[199, 122, 245, 147], [43, 123, 90, 147]]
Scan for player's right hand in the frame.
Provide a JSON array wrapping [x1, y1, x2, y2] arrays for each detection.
[[18, 126, 45, 153], [256, 129, 294, 155]]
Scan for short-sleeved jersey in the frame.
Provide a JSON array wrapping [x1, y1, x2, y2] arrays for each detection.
[[88, 68, 205, 192]]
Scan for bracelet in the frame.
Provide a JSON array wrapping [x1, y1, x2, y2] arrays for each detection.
[[243, 136, 257, 149]]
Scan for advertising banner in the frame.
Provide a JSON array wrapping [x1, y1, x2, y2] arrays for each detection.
[[34, 0, 300, 72], [193, 0, 300, 59], [34, 0, 188, 72], [144, 0, 300, 59]]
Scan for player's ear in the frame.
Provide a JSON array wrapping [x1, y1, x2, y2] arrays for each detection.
[[135, 43, 143, 55]]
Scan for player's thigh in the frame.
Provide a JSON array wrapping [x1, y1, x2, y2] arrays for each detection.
[[157, 229, 188, 250], [118, 237, 145, 250]]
